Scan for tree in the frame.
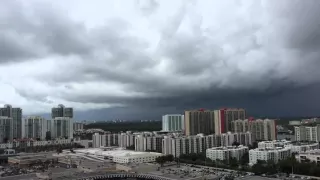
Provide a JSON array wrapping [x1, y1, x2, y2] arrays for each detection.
[[240, 152, 249, 165], [229, 157, 239, 168], [3, 137, 9, 143], [155, 156, 165, 167], [45, 131, 51, 141], [126, 145, 135, 150], [232, 141, 240, 147], [165, 154, 174, 162], [56, 147, 62, 154]]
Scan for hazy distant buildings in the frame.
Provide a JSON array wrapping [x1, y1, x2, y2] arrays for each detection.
[[73, 122, 84, 131], [23, 116, 47, 140], [51, 104, 73, 119], [184, 109, 215, 136], [162, 114, 184, 132], [0, 116, 12, 143], [0, 104, 23, 139], [214, 108, 246, 134]]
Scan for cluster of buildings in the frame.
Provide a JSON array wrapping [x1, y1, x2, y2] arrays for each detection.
[[0, 104, 84, 144], [294, 125, 320, 142], [162, 108, 277, 142]]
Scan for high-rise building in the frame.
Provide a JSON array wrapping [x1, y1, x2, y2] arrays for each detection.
[[162, 114, 184, 132], [231, 119, 277, 141], [294, 126, 319, 142], [92, 133, 106, 148], [73, 122, 84, 131], [50, 104, 74, 140], [51, 104, 73, 119], [23, 116, 47, 140], [51, 117, 73, 139], [0, 116, 12, 143], [0, 104, 22, 139], [214, 108, 246, 134], [184, 109, 215, 136]]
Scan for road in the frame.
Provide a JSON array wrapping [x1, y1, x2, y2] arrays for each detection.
[[0, 173, 36, 180]]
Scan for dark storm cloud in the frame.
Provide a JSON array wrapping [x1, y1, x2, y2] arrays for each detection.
[[2, 0, 320, 118]]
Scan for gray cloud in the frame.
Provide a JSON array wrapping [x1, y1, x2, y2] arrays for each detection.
[[2, 0, 320, 119]]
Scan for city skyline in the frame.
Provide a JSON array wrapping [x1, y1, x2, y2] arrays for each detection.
[[1, 0, 320, 120]]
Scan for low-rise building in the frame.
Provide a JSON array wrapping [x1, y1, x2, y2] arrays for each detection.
[[206, 145, 248, 161], [113, 152, 162, 164], [8, 153, 57, 167], [249, 147, 291, 165], [295, 149, 320, 164], [285, 142, 319, 153], [258, 140, 291, 149]]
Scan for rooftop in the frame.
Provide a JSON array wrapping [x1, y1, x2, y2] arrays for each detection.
[[74, 148, 162, 157], [299, 149, 320, 155], [208, 145, 248, 151], [250, 147, 291, 152]]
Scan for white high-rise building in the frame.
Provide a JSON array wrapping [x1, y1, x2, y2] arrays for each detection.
[[51, 117, 73, 139], [0, 116, 12, 143], [294, 126, 320, 142], [162, 114, 184, 132], [23, 116, 47, 140], [92, 133, 106, 148]]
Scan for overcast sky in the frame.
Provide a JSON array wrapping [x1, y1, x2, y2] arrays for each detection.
[[1, 0, 320, 120]]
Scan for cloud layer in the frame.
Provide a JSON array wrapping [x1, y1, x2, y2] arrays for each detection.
[[1, 0, 320, 119]]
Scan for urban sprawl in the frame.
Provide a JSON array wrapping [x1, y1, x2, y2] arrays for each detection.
[[1, 105, 320, 180]]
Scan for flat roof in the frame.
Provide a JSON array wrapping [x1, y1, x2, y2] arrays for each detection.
[[74, 148, 162, 157], [208, 146, 248, 150]]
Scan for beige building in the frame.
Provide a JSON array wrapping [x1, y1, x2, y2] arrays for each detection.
[[184, 109, 215, 136], [214, 108, 246, 134], [231, 119, 277, 141]]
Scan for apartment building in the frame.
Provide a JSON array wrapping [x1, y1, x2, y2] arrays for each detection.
[[92, 133, 106, 148], [184, 109, 215, 136], [294, 125, 320, 142], [162, 132, 252, 158], [51, 104, 73, 119], [295, 149, 320, 164], [231, 119, 277, 141], [162, 114, 184, 132], [0, 116, 12, 143], [73, 122, 84, 131], [214, 108, 246, 134], [23, 116, 47, 140], [258, 140, 291, 149], [105, 133, 119, 147], [249, 147, 291, 165], [286, 142, 319, 153], [206, 145, 249, 161], [0, 104, 23, 139], [51, 117, 73, 139]]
